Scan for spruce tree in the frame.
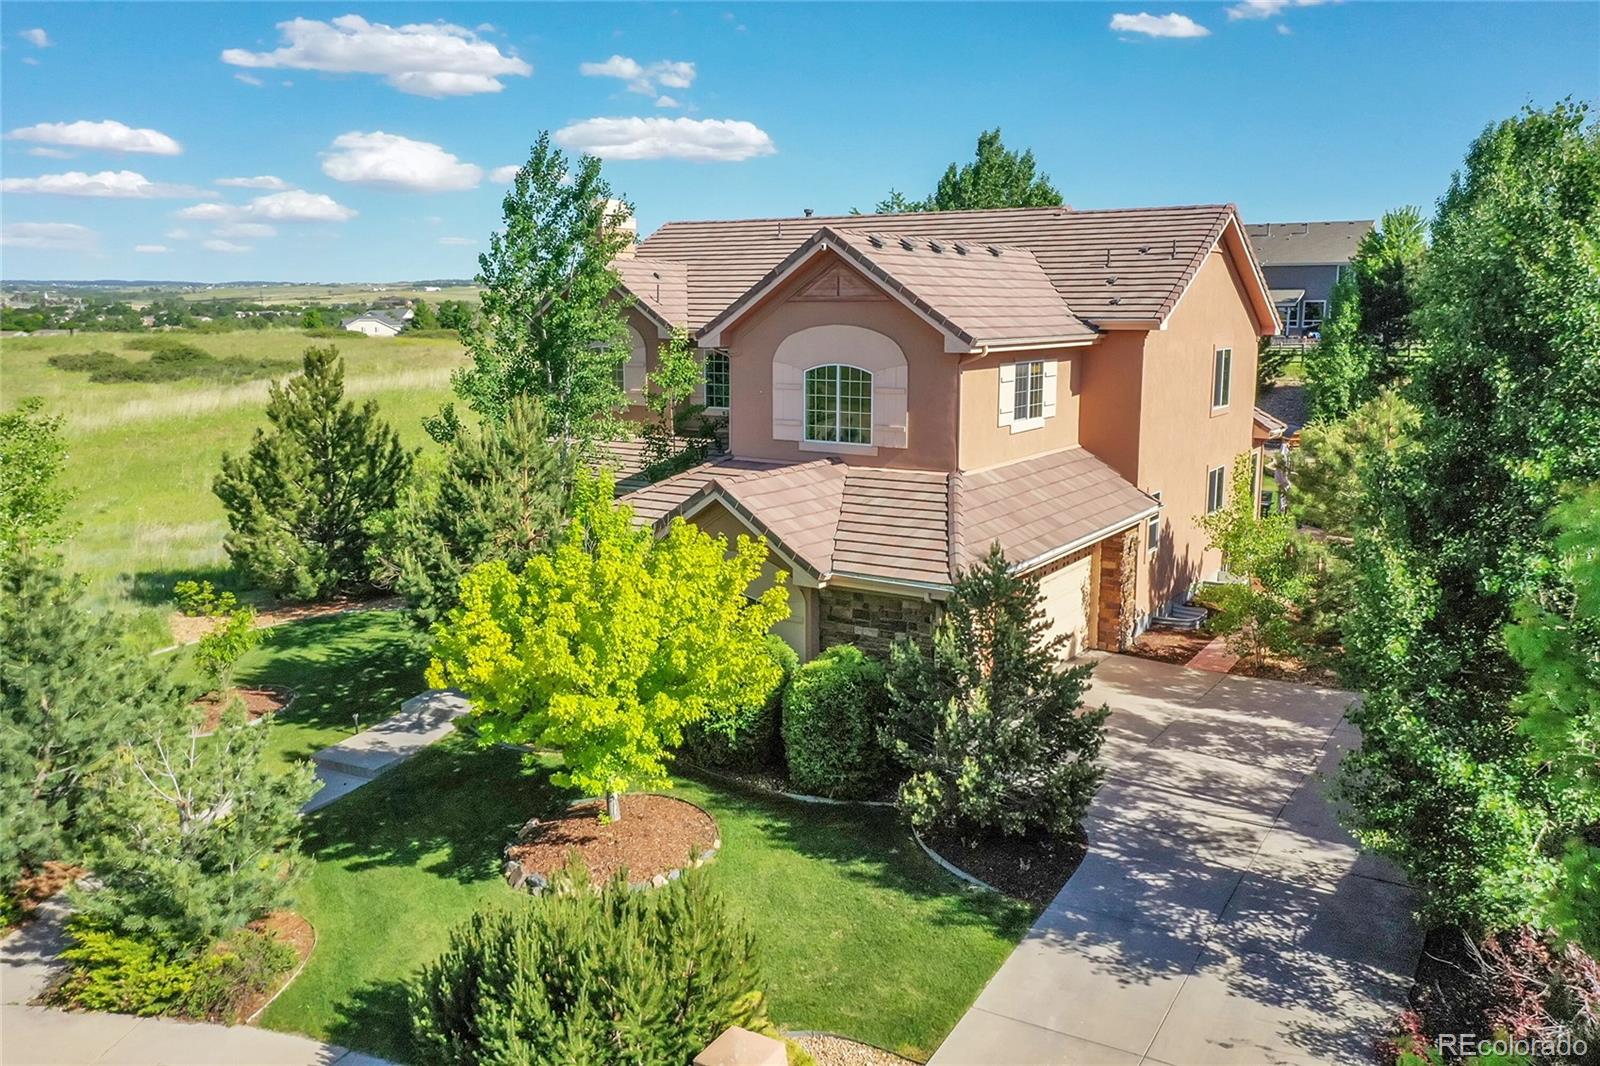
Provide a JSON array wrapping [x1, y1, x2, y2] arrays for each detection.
[[387, 397, 572, 628], [214, 346, 412, 601], [874, 128, 1063, 214], [884, 543, 1109, 836]]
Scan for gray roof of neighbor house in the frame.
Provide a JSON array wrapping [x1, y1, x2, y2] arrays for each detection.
[[341, 310, 406, 331], [1269, 287, 1306, 306], [625, 204, 1272, 335], [1257, 383, 1310, 437], [1245, 221, 1374, 267], [620, 447, 1156, 587]]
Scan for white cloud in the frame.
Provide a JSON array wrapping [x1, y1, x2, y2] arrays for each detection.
[[1, 222, 96, 251], [203, 239, 251, 253], [213, 222, 277, 239], [21, 57, 40, 66], [247, 189, 356, 222], [654, 95, 680, 109], [1109, 12, 1211, 37], [20, 28, 50, 47], [234, 72, 265, 87], [166, 228, 193, 240], [175, 202, 235, 220], [489, 164, 520, 183], [221, 14, 531, 97], [5, 119, 182, 156], [28, 147, 73, 158], [216, 175, 290, 190], [1, 170, 207, 198], [1277, 23, 1293, 34], [1227, 0, 1327, 18], [134, 244, 171, 253], [554, 117, 775, 162], [320, 130, 482, 191], [580, 54, 696, 96], [439, 236, 476, 246]]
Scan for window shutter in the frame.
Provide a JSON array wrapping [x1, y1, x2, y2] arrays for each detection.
[[1041, 360, 1058, 418], [690, 348, 706, 404], [772, 361, 803, 441], [998, 363, 1016, 427], [875, 363, 908, 448]]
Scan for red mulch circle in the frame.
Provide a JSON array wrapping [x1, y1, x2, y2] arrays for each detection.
[[507, 794, 719, 887], [921, 824, 1088, 906], [192, 686, 293, 736]]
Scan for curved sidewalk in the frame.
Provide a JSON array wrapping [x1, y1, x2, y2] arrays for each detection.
[[932, 654, 1420, 1065]]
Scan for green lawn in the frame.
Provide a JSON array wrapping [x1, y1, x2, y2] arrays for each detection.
[[1, 330, 464, 611], [259, 741, 1034, 1063]]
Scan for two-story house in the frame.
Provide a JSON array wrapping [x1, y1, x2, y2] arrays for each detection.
[[1243, 220, 1373, 338], [608, 204, 1279, 660]]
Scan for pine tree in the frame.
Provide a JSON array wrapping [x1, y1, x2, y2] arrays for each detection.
[[0, 554, 159, 894], [884, 543, 1109, 837], [214, 346, 413, 601], [874, 128, 1063, 214], [386, 397, 572, 628]]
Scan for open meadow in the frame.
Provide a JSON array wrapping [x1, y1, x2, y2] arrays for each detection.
[[174, 282, 482, 306], [1, 329, 466, 623]]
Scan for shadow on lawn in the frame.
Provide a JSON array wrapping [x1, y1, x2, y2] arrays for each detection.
[[121, 564, 244, 608], [239, 611, 427, 765]]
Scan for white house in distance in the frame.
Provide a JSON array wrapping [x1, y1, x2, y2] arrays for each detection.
[[340, 309, 409, 337]]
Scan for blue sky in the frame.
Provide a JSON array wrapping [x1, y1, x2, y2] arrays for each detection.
[[1, 2, 1595, 282]]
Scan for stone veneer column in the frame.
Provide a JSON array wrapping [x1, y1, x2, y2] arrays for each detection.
[[816, 588, 938, 658], [1092, 527, 1140, 651]]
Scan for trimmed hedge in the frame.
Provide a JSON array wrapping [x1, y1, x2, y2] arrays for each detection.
[[682, 635, 798, 771], [781, 645, 890, 799]]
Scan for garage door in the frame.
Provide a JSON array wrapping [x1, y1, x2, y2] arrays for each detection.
[[1037, 552, 1094, 660]]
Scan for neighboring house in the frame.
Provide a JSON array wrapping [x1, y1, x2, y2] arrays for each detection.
[[340, 310, 407, 337], [609, 204, 1279, 660], [1244, 220, 1373, 338]]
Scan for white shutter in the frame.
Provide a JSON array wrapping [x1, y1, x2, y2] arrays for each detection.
[[997, 363, 1016, 427], [875, 363, 909, 448], [1041, 359, 1058, 418], [624, 328, 648, 403], [772, 361, 803, 441]]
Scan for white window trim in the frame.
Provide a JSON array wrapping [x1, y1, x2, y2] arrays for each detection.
[[1147, 490, 1162, 555], [1301, 300, 1327, 325], [703, 349, 731, 413], [803, 363, 874, 446], [1211, 347, 1232, 411], [999, 358, 1057, 434], [1206, 465, 1227, 514]]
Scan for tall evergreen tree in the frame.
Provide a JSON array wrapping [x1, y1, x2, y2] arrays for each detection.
[[215, 346, 413, 601], [385, 397, 572, 628], [874, 128, 1063, 214], [444, 133, 634, 452], [1338, 102, 1600, 931], [883, 543, 1108, 836]]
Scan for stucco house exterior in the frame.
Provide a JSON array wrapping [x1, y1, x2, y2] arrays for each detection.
[[609, 204, 1280, 660], [1244, 220, 1373, 338], [340, 309, 409, 337]]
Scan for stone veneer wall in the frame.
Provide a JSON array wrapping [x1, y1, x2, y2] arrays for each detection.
[[1093, 527, 1140, 651], [817, 588, 938, 658]]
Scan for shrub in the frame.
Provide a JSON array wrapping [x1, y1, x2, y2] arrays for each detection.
[[884, 544, 1108, 837], [683, 636, 798, 771], [172, 579, 238, 617], [781, 645, 890, 799], [411, 863, 773, 1065], [192, 607, 261, 695], [47, 343, 290, 385]]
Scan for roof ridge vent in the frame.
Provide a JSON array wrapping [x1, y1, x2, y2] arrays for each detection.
[[899, 236, 915, 251], [953, 241, 969, 255], [1106, 275, 1118, 285], [987, 244, 1002, 256], [867, 233, 884, 248], [928, 239, 944, 253], [1138, 244, 1150, 255]]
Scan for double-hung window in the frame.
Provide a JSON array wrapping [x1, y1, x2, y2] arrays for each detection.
[[1211, 347, 1232, 409], [804, 364, 872, 445], [1206, 465, 1227, 514], [1147, 491, 1162, 555], [1014, 360, 1046, 421], [1301, 300, 1326, 331], [703, 350, 730, 410]]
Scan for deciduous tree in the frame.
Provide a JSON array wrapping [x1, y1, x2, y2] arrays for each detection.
[[0, 397, 72, 565], [427, 474, 790, 820]]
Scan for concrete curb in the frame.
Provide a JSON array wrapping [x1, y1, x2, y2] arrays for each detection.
[[242, 918, 316, 1026], [911, 828, 1003, 895], [682, 763, 897, 809]]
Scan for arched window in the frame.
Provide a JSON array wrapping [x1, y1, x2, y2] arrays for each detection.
[[704, 350, 730, 410], [805, 364, 872, 444]]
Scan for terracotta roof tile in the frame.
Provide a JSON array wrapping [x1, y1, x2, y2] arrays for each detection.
[[613, 258, 689, 330]]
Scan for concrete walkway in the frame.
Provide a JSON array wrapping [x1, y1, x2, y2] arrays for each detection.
[[303, 689, 469, 812], [0, 897, 385, 1066], [932, 654, 1420, 1066]]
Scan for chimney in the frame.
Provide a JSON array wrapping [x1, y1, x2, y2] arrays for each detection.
[[602, 198, 638, 259]]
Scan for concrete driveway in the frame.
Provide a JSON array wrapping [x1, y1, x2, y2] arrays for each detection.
[[931, 654, 1420, 1066]]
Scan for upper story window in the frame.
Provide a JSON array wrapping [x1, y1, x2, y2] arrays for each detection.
[[1301, 300, 1326, 331], [1147, 490, 1162, 555], [1211, 347, 1232, 410], [704, 350, 730, 411], [805, 364, 872, 445], [1206, 465, 1227, 514], [1014, 360, 1046, 421]]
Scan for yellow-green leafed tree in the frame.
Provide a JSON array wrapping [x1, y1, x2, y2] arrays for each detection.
[[427, 473, 790, 820]]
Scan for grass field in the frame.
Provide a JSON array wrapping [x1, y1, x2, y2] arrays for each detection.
[[1, 330, 465, 612], [175, 283, 481, 306], [259, 738, 1034, 1062]]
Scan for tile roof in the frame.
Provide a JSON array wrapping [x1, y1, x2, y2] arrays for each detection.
[[613, 257, 690, 331], [633, 204, 1253, 332], [620, 447, 1155, 587], [1245, 221, 1374, 267], [1256, 383, 1310, 437]]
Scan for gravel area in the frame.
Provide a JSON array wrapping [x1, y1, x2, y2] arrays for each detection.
[[793, 1033, 916, 1066]]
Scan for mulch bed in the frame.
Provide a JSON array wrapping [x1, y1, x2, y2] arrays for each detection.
[[191, 685, 293, 735], [1127, 626, 1342, 686], [1229, 651, 1341, 686], [1127, 626, 1214, 665], [5, 861, 85, 927], [236, 911, 315, 1024], [793, 1034, 916, 1066], [920, 824, 1087, 906], [507, 794, 719, 887]]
